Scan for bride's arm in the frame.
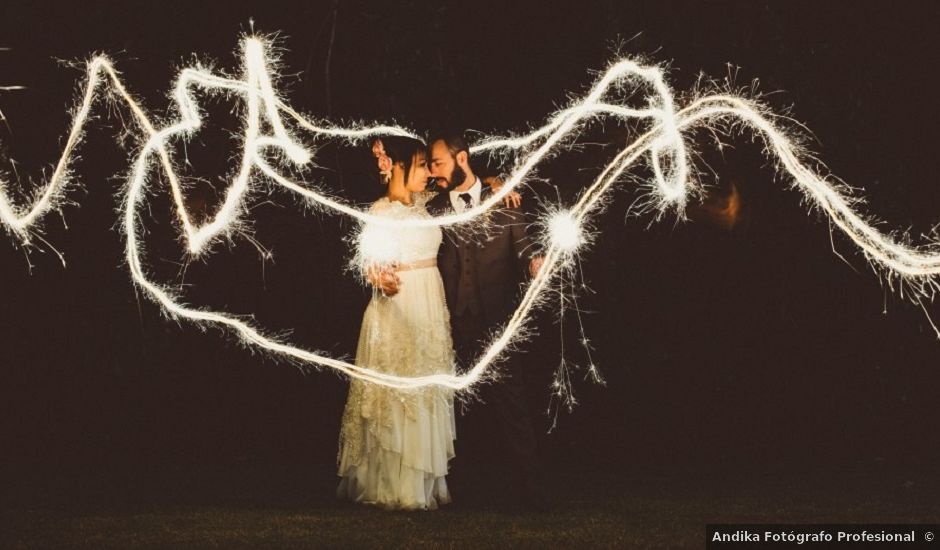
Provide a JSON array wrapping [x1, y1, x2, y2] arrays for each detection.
[[358, 199, 401, 296]]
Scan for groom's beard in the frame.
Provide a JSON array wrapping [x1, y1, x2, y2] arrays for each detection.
[[443, 164, 467, 190], [430, 164, 467, 192]]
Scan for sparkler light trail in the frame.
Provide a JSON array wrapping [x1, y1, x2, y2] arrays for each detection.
[[2, 35, 939, 393]]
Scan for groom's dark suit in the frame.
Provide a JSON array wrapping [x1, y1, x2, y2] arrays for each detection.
[[427, 184, 545, 505]]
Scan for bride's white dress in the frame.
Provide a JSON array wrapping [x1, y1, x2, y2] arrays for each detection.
[[337, 196, 456, 510]]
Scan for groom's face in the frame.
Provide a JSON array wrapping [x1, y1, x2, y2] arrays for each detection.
[[428, 139, 467, 191]]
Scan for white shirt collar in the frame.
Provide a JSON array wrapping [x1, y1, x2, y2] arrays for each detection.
[[449, 177, 482, 212]]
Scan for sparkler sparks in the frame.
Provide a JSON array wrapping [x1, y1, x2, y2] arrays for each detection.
[[546, 209, 584, 255], [2, 35, 939, 394]]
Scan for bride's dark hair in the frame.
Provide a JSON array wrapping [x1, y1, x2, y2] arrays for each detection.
[[375, 135, 426, 183]]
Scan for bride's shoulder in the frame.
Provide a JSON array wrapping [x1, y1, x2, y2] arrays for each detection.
[[368, 197, 414, 218], [367, 194, 439, 217], [368, 197, 393, 213], [413, 191, 438, 209]]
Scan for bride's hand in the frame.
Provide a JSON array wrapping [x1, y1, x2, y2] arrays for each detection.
[[484, 176, 522, 209], [366, 264, 401, 296]]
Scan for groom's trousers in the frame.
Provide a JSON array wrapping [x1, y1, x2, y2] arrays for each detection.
[[451, 310, 546, 504]]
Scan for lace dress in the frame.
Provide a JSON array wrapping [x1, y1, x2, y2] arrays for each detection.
[[336, 196, 456, 510]]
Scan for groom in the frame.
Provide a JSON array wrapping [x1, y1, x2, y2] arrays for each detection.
[[425, 130, 547, 508]]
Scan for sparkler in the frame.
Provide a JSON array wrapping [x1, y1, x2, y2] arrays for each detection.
[[546, 209, 584, 255], [2, 35, 939, 394]]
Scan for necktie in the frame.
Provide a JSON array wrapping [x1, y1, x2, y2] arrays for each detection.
[[459, 193, 472, 209]]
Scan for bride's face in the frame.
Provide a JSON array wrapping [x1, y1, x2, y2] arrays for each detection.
[[404, 152, 429, 193]]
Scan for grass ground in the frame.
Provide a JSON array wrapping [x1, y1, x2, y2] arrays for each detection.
[[2, 464, 938, 549]]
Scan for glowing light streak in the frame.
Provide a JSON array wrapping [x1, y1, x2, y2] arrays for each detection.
[[2, 35, 939, 393]]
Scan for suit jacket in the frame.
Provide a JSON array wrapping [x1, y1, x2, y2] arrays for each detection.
[[427, 186, 536, 326]]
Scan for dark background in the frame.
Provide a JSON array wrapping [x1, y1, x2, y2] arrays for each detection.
[[1, 0, 938, 509]]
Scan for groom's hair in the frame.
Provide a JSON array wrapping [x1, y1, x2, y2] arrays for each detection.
[[427, 129, 470, 161]]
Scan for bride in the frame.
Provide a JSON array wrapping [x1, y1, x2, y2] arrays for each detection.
[[336, 135, 456, 510]]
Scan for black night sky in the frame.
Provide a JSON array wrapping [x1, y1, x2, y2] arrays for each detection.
[[1, 0, 939, 545]]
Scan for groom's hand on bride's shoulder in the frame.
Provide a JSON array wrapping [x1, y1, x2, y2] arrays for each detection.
[[484, 176, 522, 209]]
